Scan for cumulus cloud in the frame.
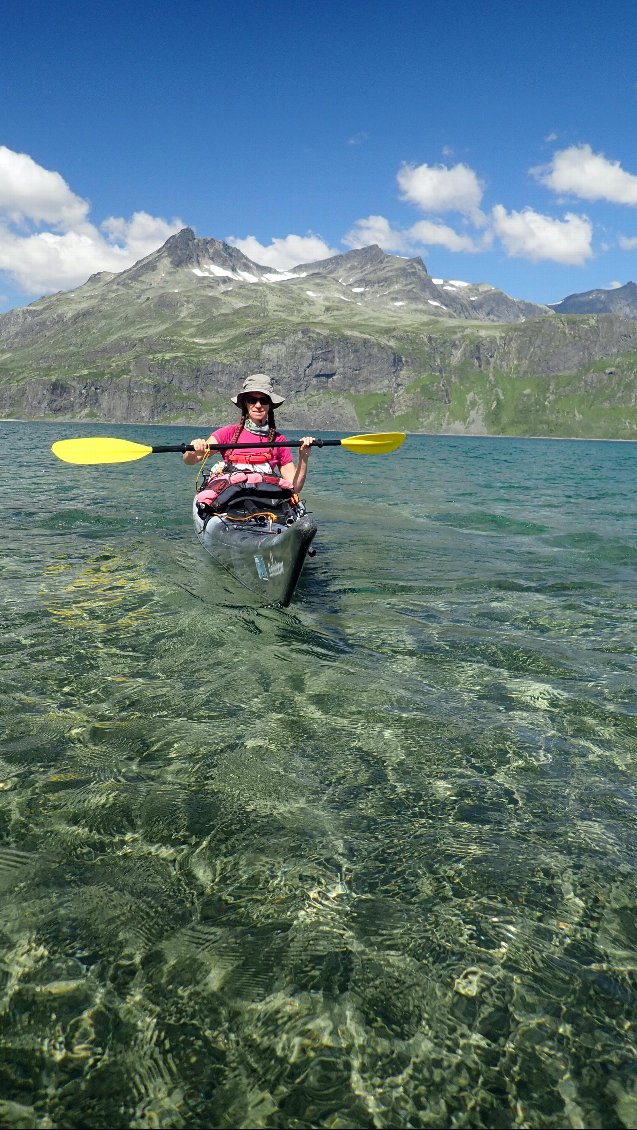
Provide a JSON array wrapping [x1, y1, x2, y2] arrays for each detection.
[[397, 161, 485, 222], [0, 214, 186, 294], [343, 214, 409, 252], [491, 204, 593, 264], [345, 213, 488, 256], [0, 146, 90, 229], [0, 147, 183, 296], [533, 144, 637, 205], [619, 234, 637, 250], [100, 212, 183, 258], [408, 219, 487, 253], [227, 232, 337, 270]]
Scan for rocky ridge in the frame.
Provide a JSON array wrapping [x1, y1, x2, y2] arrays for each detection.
[[551, 281, 637, 317], [1, 228, 637, 438]]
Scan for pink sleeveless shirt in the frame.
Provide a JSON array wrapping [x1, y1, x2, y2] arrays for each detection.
[[212, 425, 293, 468]]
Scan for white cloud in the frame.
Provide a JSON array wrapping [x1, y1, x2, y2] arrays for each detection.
[[0, 146, 90, 229], [343, 214, 409, 252], [227, 232, 337, 270], [100, 211, 181, 253], [0, 147, 183, 296], [408, 219, 487, 253], [345, 213, 490, 256], [397, 161, 485, 222], [0, 213, 186, 294], [491, 204, 593, 265], [619, 234, 637, 250], [0, 228, 103, 292], [533, 144, 637, 205]]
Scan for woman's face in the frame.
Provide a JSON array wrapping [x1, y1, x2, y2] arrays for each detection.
[[243, 393, 271, 425]]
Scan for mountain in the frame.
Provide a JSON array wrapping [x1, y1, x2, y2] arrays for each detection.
[[550, 281, 637, 317], [292, 242, 552, 322], [2, 228, 637, 438]]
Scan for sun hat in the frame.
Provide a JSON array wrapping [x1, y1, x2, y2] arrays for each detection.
[[231, 374, 285, 407]]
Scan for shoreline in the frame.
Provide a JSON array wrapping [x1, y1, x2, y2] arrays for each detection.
[[2, 416, 636, 444]]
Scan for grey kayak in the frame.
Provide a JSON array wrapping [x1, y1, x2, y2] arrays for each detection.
[[192, 483, 317, 606]]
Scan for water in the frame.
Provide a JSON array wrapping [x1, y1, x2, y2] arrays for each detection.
[[2, 419, 637, 1130]]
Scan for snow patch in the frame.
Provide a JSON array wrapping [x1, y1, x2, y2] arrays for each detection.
[[432, 277, 469, 288], [263, 270, 305, 282], [193, 264, 305, 284], [192, 264, 236, 279], [351, 286, 366, 292]]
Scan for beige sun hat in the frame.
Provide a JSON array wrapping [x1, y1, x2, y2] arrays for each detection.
[[231, 374, 285, 407]]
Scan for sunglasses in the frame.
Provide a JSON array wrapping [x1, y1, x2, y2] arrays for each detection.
[[244, 395, 271, 405]]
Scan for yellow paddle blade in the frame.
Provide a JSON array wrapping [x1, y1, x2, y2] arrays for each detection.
[[51, 437, 153, 464], [339, 431, 406, 454]]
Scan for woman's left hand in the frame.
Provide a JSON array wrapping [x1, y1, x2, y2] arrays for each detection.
[[299, 435, 315, 457]]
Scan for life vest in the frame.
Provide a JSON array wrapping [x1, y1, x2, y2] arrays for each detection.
[[225, 447, 273, 465]]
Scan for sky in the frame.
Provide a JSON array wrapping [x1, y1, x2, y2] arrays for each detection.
[[1, 0, 637, 313]]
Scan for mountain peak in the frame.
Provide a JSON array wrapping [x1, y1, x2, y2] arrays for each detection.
[[552, 281, 637, 316], [116, 228, 271, 283], [162, 226, 197, 263], [294, 243, 428, 277]]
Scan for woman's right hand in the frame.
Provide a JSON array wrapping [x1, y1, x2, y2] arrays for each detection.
[[183, 437, 210, 464]]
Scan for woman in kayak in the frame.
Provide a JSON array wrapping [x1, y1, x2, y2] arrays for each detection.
[[183, 373, 314, 492]]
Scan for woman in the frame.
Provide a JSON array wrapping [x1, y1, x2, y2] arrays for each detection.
[[183, 373, 314, 494]]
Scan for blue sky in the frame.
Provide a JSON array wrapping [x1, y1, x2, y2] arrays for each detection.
[[2, 0, 637, 312]]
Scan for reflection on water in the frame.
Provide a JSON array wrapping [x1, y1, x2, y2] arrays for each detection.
[[1, 421, 637, 1128]]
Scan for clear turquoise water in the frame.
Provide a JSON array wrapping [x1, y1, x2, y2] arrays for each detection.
[[2, 420, 637, 1129]]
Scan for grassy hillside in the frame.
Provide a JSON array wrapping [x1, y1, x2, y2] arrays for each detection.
[[2, 235, 637, 437]]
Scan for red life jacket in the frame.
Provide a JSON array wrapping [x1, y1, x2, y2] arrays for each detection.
[[225, 447, 273, 464]]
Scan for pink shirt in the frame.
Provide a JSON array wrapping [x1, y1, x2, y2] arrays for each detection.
[[212, 424, 293, 469]]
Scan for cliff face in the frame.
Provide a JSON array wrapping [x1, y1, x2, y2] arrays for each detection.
[[1, 229, 637, 437]]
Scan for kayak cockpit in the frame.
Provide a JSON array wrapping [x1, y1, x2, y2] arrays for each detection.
[[195, 480, 303, 525]]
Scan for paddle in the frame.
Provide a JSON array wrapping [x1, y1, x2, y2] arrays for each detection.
[[51, 432, 406, 464]]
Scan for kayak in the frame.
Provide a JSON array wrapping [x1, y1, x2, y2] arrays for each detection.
[[192, 480, 317, 605]]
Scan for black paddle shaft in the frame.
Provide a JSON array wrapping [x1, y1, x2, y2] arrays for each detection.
[[150, 439, 336, 454]]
